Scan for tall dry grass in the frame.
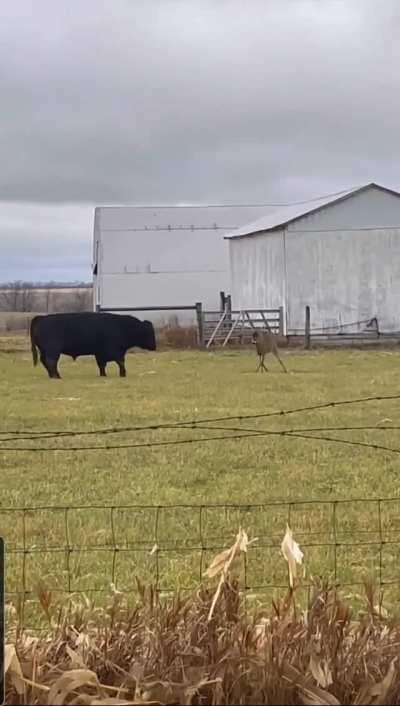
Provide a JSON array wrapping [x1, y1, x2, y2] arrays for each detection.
[[156, 323, 199, 349], [6, 581, 400, 705], [6, 531, 400, 705]]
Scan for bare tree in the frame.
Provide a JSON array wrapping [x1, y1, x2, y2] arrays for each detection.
[[0, 281, 35, 312], [52, 287, 93, 312], [70, 288, 93, 312]]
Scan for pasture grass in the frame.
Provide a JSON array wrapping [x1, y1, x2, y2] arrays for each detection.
[[1, 333, 400, 625]]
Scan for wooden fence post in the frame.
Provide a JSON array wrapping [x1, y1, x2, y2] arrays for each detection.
[[305, 305, 311, 349], [279, 306, 284, 336], [226, 295, 232, 324], [195, 302, 204, 347]]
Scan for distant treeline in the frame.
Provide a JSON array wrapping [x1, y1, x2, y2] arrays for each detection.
[[0, 281, 93, 313]]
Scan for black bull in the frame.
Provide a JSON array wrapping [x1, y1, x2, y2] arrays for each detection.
[[30, 312, 156, 378]]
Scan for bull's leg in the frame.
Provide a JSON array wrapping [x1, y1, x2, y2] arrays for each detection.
[[116, 357, 127, 378], [95, 355, 107, 377], [46, 355, 61, 379], [39, 351, 52, 378], [40, 351, 60, 378]]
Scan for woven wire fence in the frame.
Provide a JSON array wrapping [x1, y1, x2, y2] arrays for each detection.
[[3, 497, 400, 628], [2, 393, 400, 628]]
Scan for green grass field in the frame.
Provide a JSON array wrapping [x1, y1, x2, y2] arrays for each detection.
[[2, 335, 400, 623]]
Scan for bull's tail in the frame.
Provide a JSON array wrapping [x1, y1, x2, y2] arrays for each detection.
[[30, 316, 41, 367]]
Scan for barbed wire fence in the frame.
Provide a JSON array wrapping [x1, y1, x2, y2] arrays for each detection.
[[1, 393, 400, 452], [2, 392, 400, 628]]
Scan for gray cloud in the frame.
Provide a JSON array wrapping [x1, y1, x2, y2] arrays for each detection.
[[0, 203, 93, 281], [1, 0, 400, 279]]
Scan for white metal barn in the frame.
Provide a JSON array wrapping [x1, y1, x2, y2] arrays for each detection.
[[92, 204, 269, 319], [226, 183, 400, 334]]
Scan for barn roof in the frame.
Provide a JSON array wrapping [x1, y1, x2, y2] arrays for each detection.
[[224, 182, 400, 239]]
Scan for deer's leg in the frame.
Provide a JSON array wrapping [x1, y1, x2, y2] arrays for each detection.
[[261, 354, 268, 373], [274, 349, 288, 373]]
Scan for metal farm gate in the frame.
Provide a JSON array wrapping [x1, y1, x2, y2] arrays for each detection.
[[203, 306, 284, 347]]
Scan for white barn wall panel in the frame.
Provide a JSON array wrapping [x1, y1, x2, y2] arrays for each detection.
[[93, 204, 269, 319], [228, 185, 400, 333], [99, 272, 229, 310], [285, 227, 400, 331], [229, 230, 285, 310], [287, 187, 400, 232]]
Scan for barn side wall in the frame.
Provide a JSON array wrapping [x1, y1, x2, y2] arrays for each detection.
[[93, 207, 101, 310], [287, 187, 400, 331], [99, 271, 230, 317], [288, 187, 400, 232], [229, 187, 400, 333], [93, 204, 270, 316], [229, 228, 286, 314], [285, 227, 400, 332]]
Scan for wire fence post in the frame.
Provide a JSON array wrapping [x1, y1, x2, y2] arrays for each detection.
[[195, 302, 204, 348], [305, 306, 311, 349]]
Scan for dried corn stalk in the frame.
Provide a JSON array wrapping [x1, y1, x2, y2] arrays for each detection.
[[204, 527, 257, 621], [281, 524, 304, 588]]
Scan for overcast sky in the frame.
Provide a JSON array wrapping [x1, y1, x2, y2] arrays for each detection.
[[1, 0, 399, 282]]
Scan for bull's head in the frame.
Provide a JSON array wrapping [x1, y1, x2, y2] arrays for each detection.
[[143, 320, 157, 350]]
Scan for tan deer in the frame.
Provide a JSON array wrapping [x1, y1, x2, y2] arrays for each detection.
[[252, 328, 288, 373]]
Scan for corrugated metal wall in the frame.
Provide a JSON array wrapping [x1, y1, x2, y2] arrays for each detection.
[[93, 204, 269, 315], [229, 187, 400, 333]]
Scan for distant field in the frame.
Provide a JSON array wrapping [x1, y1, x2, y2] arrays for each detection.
[[1, 333, 400, 624], [0, 311, 35, 332]]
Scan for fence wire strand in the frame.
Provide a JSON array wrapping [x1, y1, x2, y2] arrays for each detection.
[[1, 393, 400, 455], [4, 497, 400, 631]]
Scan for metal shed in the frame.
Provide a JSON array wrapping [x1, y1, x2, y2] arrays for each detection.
[[225, 183, 400, 334], [92, 203, 270, 320]]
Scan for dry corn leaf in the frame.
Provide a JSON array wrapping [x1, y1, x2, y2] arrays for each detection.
[[184, 677, 223, 703], [141, 681, 183, 703], [300, 689, 340, 706], [281, 524, 304, 588], [4, 644, 25, 695], [370, 658, 397, 705], [309, 653, 333, 689], [203, 548, 232, 578], [66, 644, 87, 670], [238, 528, 251, 552], [283, 663, 339, 706], [205, 527, 256, 621], [90, 696, 142, 706], [48, 668, 101, 706]]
